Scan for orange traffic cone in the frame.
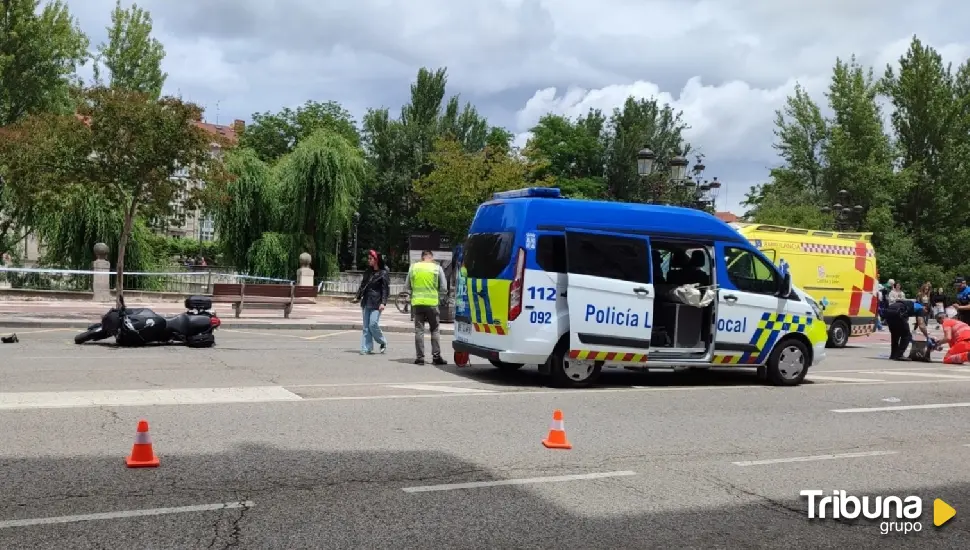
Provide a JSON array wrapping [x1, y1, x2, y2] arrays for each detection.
[[126, 419, 160, 468], [542, 409, 572, 449]]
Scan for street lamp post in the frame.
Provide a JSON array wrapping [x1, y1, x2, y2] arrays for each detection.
[[351, 211, 360, 270], [636, 148, 720, 209], [820, 189, 864, 231]]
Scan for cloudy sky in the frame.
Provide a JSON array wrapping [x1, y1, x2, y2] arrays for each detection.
[[65, 0, 969, 214]]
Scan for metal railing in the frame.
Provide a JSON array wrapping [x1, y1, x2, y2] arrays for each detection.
[[315, 278, 406, 296], [0, 266, 292, 295]]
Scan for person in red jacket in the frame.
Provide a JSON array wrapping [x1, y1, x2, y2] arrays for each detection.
[[934, 310, 970, 364]]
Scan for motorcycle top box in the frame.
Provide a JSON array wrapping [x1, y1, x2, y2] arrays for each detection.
[[184, 295, 213, 311]]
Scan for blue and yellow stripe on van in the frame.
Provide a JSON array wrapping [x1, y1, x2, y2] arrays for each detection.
[[713, 312, 823, 364], [465, 277, 511, 335]]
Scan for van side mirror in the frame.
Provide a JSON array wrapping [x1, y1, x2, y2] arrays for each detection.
[[779, 272, 792, 298]]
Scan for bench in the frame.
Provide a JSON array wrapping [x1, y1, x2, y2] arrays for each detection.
[[211, 282, 317, 318]]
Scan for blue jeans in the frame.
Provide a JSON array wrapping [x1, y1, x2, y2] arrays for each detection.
[[361, 307, 387, 352]]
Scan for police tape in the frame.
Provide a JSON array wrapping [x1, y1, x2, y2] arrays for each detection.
[[0, 265, 292, 283]]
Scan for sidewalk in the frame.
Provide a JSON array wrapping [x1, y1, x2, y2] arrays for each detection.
[[0, 298, 452, 334]]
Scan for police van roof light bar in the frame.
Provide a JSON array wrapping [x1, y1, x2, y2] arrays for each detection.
[[492, 187, 562, 200]]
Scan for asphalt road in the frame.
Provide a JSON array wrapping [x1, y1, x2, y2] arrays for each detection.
[[2, 327, 970, 549]]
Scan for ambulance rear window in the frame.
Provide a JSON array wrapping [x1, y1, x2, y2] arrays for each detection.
[[463, 232, 515, 279]]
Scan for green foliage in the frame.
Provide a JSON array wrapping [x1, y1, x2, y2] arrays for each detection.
[[239, 100, 361, 163], [211, 147, 278, 270], [245, 232, 298, 280], [413, 137, 554, 241], [92, 0, 166, 98], [158, 237, 220, 263], [275, 127, 365, 276], [0, 0, 90, 126], [745, 36, 970, 295], [35, 193, 160, 272]]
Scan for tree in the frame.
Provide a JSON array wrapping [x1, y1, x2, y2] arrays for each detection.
[[92, 0, 166, 98], [274, 127, 365, 276], [413, 137, 553, 241], [743, 35, 970, 294], [209, 147, 278, 271], [742, 84, 829, 221], [524, 111, 608, 199], [602, 97, 692, 203], [0, 86, 219, 303], [359, 66, 499, 268], [0, 0, 90, 126], [239, 100, 361, 163]]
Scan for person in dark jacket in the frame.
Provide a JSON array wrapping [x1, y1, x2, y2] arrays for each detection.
[[352, 250, 390, 354], [883, 299, 928, 361]]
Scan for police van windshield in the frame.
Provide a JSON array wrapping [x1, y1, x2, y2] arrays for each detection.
[[463, 232, 515, 279]]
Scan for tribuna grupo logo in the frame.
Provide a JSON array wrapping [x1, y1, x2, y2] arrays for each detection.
[[801, 490, 923, 535]]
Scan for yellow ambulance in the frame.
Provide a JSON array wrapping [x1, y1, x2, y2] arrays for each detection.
[[730, 223, 879, 348]]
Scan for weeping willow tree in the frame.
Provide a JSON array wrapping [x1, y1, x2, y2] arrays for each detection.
[[211, 147, 279, 271], [209, 128, 364, 279], [270, 127, 365, 277], [34, 193, 162, 289]]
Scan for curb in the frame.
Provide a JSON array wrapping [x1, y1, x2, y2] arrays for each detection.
[[0, 319, 455, 335]]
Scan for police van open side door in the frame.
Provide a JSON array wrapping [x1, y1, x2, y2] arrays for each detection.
[[565, 230, 654, 362]]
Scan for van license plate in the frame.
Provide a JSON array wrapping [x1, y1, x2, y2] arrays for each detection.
[[456, 322, 472, 341]]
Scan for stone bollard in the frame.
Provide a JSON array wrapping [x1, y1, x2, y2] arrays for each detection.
[[92, 243, 111, 302], [296, 252, 314, 287]]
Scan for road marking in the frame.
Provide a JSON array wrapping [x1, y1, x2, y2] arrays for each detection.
[[387, 384, 496, 394], [871, 371, 970, 380], [0, 328, 74, 334], [300, 330, 356, 340], [832, 402, 970, 413], [0, 386, 303, 410], [285, 380, 470, 389], [402, 471, 637, 493], [220, 329, 302, 339], [809, 375, 885, 383], [732, 451, 898, 467], [0, 500, 255, 529]]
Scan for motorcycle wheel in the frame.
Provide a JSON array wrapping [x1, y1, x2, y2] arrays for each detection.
[[75, 327, 106, 345]]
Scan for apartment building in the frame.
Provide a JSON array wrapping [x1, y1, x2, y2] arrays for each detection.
[[11, 119, 242, 266]]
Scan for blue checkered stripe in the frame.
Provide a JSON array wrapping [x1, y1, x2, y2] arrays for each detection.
[[738, 312, 814, 364]]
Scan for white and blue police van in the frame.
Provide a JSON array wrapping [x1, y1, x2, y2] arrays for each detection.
[[450, 187, 829, 388]]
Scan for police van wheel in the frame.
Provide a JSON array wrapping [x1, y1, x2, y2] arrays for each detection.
[[826, 320, 849, 348], [549, 350, 602, 388], [488, 359, 524, 371], [765, 338, 809, 386]]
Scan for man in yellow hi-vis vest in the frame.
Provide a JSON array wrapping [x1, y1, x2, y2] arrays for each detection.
[[405, 250, 449, 365]]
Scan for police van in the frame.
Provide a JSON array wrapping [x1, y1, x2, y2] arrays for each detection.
[[451, 187, 828, 388]]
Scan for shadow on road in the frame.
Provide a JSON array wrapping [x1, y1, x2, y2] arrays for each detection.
[[0, 445, 967, 549], [434, 362, 811, 389]]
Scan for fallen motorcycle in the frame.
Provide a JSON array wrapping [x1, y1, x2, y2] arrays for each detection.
[[74, 295, 220, 347]]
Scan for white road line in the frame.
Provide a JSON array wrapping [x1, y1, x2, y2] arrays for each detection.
[[732, 451, 898, 467], [809, 375, 885, 383], [832, 402, 970, 413], [871, 371, 970, 380], [402, 471, 637, 493], [0, 500, 255, 529], [387, 384, 496, 394], [285, 380, 470, 389], [0, 386, 303, 410], [0, 328, 73, 334], [300, 330, 356, 340]]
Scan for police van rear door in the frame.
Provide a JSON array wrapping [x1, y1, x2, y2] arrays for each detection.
[[565, 230, 655, 362]]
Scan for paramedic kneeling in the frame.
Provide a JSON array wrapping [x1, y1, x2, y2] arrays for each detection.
[[934, 310, 970, 364], [884, 300, 927, 360]]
